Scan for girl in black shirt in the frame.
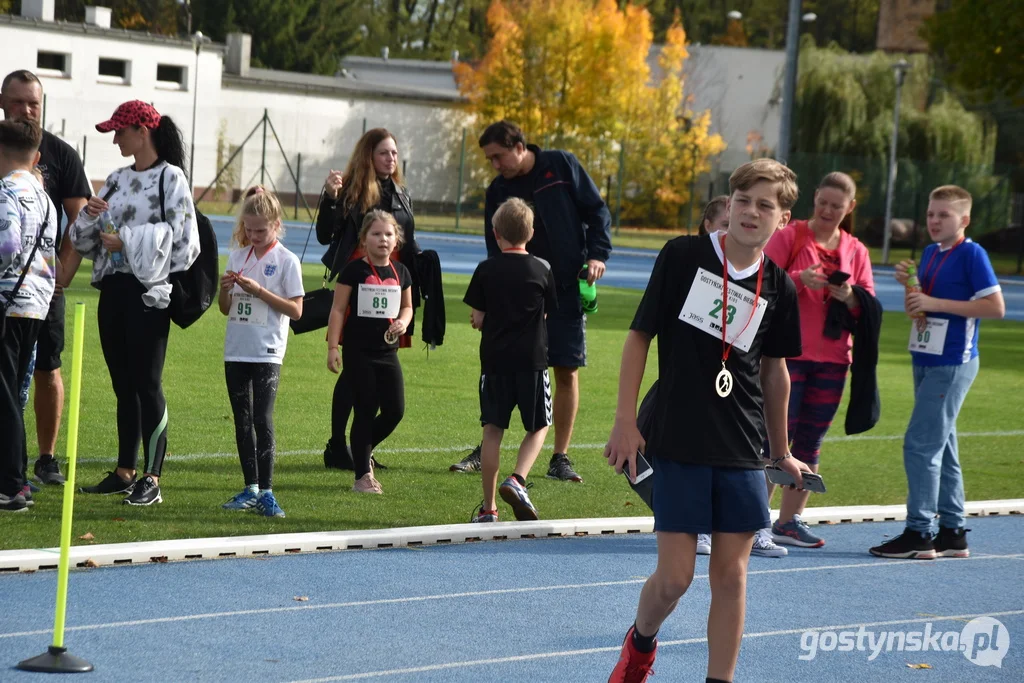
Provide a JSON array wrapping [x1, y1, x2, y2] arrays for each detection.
[[316, 128, 418, 470], [326, 210, 413, 494]]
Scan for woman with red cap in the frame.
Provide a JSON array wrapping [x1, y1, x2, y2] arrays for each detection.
[[70, 100, 199, 506]]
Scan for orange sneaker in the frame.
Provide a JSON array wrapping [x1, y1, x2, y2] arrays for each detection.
[[608, 626, 656, 682]]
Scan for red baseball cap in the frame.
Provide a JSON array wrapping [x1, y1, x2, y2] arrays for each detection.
[[95, 100, 162, 133]]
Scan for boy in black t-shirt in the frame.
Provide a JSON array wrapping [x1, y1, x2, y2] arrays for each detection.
[[605, 160, 810, 683], [464, 198, 557, 523]]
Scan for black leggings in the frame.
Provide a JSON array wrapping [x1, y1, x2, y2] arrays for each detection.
[[225, 362, 280, 490], [331, 369, 353, 448], [343, 348, 405, 479], [98, 274, 170, 477]]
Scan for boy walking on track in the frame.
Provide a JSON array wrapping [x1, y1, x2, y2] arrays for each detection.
[[464, 198, 557, 523], [604, 159, 811, 683], [870, 185, 1005, 560]]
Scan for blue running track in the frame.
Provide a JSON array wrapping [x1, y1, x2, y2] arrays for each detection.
[[2, 515, 1021, 681]]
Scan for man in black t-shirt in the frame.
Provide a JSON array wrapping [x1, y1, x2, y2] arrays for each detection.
[[605, 159, 810, 683], [464, 198, 556, 523], [1, 70, 92, 488], [450, 120, 612, 483]]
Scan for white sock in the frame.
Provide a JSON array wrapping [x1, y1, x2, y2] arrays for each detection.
[[259, 488, 272, 496], [247, 484, 258, 494]]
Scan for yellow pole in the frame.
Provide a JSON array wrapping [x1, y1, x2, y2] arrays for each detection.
[[51, 302, 85, 649]]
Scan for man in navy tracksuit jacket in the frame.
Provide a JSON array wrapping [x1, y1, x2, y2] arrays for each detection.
[[450, 120, 612, 483]]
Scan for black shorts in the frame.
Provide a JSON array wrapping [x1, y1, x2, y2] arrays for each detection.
[[546, 287, 586, 369], [479, 370, 552, 432], [34, 295, 64, 372], [652, 459, 771, 534]]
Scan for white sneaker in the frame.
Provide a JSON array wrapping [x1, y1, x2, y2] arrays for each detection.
[[751, 528, 788, 557], [696, 533, 712, 555]]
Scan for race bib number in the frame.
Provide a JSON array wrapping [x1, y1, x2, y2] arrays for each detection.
[[908, 317, 949, 355], [228, 292, 269, 326], [679, 268, 767, 353], [357, 284, 401, 318]]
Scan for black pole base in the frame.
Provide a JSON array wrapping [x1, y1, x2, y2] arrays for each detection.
[[17, 645, 93, 673]]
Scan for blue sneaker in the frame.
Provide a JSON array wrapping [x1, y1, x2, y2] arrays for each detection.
[[26, 480, 41, 493], [772, 514, 825, 548], [254, 491, 285, 518], [222, 489, 259, 510], [498, 476, 538, 521]]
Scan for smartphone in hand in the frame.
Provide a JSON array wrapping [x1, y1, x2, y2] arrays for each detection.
[[827, 270, 851, 286]]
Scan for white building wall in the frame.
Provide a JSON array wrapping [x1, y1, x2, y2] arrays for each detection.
[[212, 85, 470, 207], [0, 23, 470, 206], [682, 45, 785, 171], [0, 24, 222, 188]]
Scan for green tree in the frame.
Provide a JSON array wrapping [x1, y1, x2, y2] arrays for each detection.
[[457, 1, 725, 227], [923, 0, 1024, 106], [195, 0, 366, 74]]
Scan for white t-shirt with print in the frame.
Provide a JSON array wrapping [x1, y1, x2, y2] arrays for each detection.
[[223, 243, 304, 364]]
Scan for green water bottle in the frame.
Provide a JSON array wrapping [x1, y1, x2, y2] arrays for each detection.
[[905, 263, 925, 319], [579, 266, 598, 314]]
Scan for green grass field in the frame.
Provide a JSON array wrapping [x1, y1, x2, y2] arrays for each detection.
[[5, 262, 1023, 551]]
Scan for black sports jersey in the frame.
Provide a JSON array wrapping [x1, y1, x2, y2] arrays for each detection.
[[464, 252, 557, 373], [339, 259, 412, 352], [631, 235, 801, 468], [37, 131, 92, 246]]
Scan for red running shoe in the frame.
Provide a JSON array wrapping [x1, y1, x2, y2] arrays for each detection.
[[608, 626, 656, 682]]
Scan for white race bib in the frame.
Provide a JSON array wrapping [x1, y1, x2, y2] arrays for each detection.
[[908, 317, 949, 355], [357, 284, 401, 318], [679, 268, 767, 353], [228, 292, 269, 326]]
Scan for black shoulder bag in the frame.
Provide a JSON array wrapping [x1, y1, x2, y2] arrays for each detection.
[[290, 190, 335, 335]]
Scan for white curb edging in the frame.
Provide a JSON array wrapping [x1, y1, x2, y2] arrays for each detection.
[[2, 499, 1021, 573]]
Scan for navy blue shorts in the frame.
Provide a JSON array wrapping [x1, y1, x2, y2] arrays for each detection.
[[546, 288, 586, 369], [652, 459, 770, 534]]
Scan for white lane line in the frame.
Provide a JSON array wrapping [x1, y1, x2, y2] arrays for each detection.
[[2, 554, 1021, 640], [285, 609, 1024, 681], [75, 430, 1024, 465]]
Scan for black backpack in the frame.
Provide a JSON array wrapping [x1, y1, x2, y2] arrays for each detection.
[[159, 167, 218, 329]]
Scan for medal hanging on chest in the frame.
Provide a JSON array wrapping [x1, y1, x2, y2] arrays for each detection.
[[716, 235, 764, 398], [368, 260, 400, 344]]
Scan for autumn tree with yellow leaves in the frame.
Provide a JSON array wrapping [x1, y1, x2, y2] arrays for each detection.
[[455, 0, 726, 228]]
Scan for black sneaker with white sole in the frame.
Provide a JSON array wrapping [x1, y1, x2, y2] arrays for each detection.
[[0, 491, 28, 512], [935, 526, 970, 558], [80, 471, 136, 495], [869, 528, 936, 559], [546, 453, 583, 482], [450, 445, 482, 473], [34, 456, 66, 485], [124, 476, 162, 506]]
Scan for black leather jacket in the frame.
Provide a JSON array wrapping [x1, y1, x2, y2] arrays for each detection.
[[316, 178, 418, 281]]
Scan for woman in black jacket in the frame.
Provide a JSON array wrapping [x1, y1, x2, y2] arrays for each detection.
[[318, 128, 418, 469]]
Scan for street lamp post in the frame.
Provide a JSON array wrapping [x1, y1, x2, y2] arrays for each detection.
[[188, 31, 209, 191], [881, 58, 911, 265]]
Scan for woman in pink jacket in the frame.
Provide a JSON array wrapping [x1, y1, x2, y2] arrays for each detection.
[[763, 172, 875, 548]]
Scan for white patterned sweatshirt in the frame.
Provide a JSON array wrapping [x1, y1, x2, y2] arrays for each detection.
[[71, 161, 199, 308], [0, 169, 58, 319]]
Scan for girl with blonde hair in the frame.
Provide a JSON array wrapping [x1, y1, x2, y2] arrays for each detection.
[[219, 186, 305, 517]]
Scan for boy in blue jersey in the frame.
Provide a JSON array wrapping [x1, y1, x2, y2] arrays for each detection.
[[870, 185, 1005, 560]]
